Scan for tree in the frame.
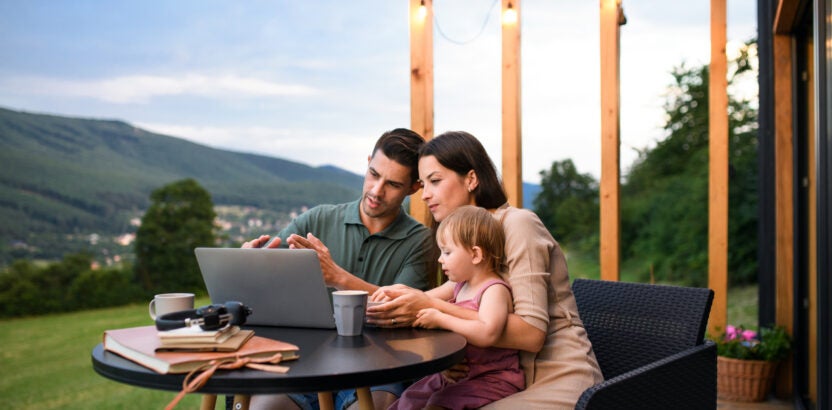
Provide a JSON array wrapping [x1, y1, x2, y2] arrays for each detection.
[[534, 159, 599, 249], [134, 178, 217, 294], [532, 40, 759, 286], [621, 39, 759, 285]]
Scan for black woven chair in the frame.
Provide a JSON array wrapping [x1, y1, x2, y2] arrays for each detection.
[[573, 279, 716, 410]]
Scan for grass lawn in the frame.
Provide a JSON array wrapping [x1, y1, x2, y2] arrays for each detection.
[[565, 249, 758, 327], [0, 297, 215, 410]]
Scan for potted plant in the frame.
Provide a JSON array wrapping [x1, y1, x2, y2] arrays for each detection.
[[709, 324, 792, 402]]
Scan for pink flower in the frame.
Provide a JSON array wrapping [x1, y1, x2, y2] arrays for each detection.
[[725, 325, 738, 340], [711, 324, 792, 361]]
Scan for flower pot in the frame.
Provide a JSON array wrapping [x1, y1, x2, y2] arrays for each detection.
[[717, 356, 778, 402]]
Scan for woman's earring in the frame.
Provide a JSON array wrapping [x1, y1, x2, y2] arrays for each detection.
[[467, 187, 473, 193]]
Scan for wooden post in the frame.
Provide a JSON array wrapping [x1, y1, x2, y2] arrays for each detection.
[[355, 387, 374, 410], [773, 31, 795, 398], [317, 392, 334, 410], [502, 0, 522, 207], [707, 0, 728, 337], [200, 395, 217, 410], [409, 0, 434, 226], [771, 1, 803, 396], [231, 395, 251, 410], [599, 0, 622, 281]]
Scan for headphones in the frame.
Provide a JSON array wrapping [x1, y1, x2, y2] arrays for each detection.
[[155, 301, 253, 331]]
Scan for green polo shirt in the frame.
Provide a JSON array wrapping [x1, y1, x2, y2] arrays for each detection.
[[275, 199, 432, 290]]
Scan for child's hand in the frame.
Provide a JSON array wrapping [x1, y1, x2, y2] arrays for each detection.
[[414, 308, 442, 328]]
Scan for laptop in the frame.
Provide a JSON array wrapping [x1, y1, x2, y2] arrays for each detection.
[[194, 247, 336, 329]]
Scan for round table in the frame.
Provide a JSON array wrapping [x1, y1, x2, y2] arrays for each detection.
[[92, 325, 467, 409]]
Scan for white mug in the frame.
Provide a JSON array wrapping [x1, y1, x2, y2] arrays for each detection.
[[148, 293, 195, 320]]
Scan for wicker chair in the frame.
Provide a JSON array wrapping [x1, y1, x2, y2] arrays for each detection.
[[573, 278, 716, 410]]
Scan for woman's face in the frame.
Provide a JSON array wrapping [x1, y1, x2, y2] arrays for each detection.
[[419, 155, 476, 223]]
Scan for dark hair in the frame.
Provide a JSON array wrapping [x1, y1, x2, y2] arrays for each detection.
[[419, 131, 508, 209], [373, 128, 425, 184]]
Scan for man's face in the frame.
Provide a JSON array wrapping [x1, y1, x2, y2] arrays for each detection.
[[361, 151, 415, 220]]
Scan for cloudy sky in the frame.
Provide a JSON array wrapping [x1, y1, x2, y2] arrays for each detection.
[[0, 1, 756, 183]]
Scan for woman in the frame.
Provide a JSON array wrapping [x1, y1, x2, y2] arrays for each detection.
[[367, 131, 603, 408]]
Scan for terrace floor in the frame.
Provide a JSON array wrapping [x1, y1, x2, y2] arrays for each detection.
[[718, 396, 795, 409]]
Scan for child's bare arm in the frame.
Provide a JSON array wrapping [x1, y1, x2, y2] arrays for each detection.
[[425, 280, 455, 301], [414, 285, 512, 348]]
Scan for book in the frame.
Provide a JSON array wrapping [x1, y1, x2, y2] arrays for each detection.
[[156, 329, 255, 352], [158, 325, 240, 345], [103, 325, 300, 374]]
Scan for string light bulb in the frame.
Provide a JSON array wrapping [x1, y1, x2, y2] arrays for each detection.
[[417, 0, 427, 21], [502, 2, 517, 25]]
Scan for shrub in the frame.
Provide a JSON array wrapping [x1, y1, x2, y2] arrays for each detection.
[[70, 265, 144, 309]]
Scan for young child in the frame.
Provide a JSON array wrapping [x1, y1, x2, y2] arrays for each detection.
[[389, 205, 524, 410]]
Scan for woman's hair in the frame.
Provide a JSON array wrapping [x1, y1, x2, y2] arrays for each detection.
[[419, 131, 508, 209], [436, 205, 507, 275]]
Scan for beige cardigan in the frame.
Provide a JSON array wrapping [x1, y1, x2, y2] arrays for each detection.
[[483, 205, 603, 409]]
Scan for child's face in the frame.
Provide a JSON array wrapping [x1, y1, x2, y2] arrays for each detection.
[[437, 230, 475, 283]]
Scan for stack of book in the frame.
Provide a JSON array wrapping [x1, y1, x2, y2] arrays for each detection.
[[102, 326, 300, 374], [157, 325, 253, 352]]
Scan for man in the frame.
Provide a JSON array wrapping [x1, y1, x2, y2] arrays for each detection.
[[246, 128, 433, 410]]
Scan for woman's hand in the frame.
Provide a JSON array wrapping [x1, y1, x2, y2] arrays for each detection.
[[369, 285, 401, 302], [365, 285, 433, 328]]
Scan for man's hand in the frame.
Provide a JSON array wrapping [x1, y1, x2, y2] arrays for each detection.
[[242, 235, 280, 248], [286, 233, 346, 288]]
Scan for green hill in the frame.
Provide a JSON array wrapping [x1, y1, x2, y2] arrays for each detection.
[[0, 106, 363, 265]]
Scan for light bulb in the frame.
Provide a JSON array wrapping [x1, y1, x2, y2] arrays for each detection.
[[502, 3, 517, 25], [417, 0, 427, 21]]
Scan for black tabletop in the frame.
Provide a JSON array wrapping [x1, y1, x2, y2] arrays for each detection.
[[92, 325, 467, 395]]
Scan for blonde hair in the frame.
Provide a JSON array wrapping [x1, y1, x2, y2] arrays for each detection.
[[436, 205, 507, 275]]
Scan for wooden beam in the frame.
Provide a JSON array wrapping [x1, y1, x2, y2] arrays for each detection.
[[707, 0, 728, 337], [802, 37, 818, 404], [773, 0, 801, 34], [773, 32, 795, 397], [599, 0, 621, 281], [409, 0, 434, 226], [502, 0, 522, 207]]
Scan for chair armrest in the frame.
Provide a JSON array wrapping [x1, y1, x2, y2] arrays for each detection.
[[575, 341, 716, 410]]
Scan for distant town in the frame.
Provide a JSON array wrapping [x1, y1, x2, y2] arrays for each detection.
[[65, 205, 308, 269]]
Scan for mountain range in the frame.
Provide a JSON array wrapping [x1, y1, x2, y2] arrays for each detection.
[[0, 106, 364, 265], [0, 106, 540, 266]]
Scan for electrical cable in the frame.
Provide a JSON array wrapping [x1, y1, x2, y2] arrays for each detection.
[[433, 0, 500, 45]]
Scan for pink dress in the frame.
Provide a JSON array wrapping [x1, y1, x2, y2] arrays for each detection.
[[389, 279, 525, 410]]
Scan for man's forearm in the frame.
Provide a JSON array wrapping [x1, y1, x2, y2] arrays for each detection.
[[329, 266, 379, 293]]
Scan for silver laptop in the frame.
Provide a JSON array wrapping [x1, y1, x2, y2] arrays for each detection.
[[194, 247, 336, 329]]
